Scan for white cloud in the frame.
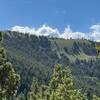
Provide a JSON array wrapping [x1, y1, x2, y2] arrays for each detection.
[[90, 24, 100, 32], [11, 26, 36, 34], [36, 25, 60, 37], [11, 25, 86, 39], [11, 25, 60, 37], [60, 26, 87, 39], [11, 24, 100, 42], [90, 24, 100, 42]]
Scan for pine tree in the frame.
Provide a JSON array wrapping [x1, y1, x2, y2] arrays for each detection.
[[27, 78, 49, 100], [0, 32, 20, 99], [49, 64, 86, 100], [27, 64, 87, 100], [93, 95, 100, 100]]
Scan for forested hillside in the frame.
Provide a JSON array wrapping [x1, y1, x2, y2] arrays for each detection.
[[2, 31, 100, 99]]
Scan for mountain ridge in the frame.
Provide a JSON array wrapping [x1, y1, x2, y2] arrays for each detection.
[[2, 31, 100, 96]]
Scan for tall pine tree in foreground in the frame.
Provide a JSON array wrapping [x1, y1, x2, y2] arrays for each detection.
[[27, 64, 87, 100], [0, 32, 20, 99], [49, 64, 86, 100]]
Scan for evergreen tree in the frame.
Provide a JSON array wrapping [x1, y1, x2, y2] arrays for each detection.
[[49, 64, 86, 100], [93, 95, 100, 100], [0, 32, 20, 99], [27, 64, 100, 100]]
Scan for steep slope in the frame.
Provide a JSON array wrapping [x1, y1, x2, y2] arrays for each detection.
[[50, 38, 97, 61], [2, 31, 100, 96]]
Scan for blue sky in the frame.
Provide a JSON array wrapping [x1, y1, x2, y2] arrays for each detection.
[[0, 0, 100, 32]]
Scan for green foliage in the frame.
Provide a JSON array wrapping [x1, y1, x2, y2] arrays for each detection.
[[2, 31, 100, 99], [0, 32, 2, 42], [27, 78, 49, 100], [93, 95, 100, 100], [95, 46, 100, 51], [0, 32, 20, 99], [27, 64, 86, 100], [95, 46, 100, 58], [16, 93, 25, 100], [48, 64, 86, 100]]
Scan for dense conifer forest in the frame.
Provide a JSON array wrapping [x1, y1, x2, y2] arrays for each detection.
[[0, 31, 100, 100]]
